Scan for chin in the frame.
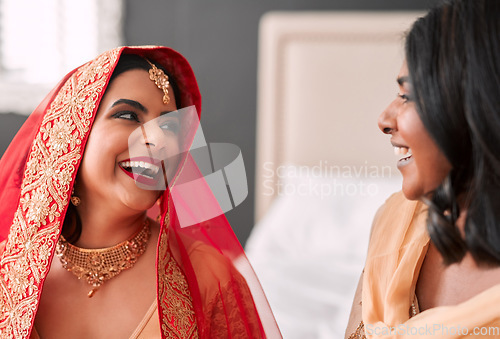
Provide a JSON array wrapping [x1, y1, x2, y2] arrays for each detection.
[[401, 182, 423, 201], [121, 192, 160, 212]]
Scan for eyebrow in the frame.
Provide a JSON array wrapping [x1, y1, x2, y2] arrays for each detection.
[[397, 76, 410, 86], [111, 99, 147, 113], [111, 98, 178, 116]]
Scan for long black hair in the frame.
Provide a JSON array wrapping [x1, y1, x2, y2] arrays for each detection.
[[406, 0, 500, 265], [63, 53, 180, 243]]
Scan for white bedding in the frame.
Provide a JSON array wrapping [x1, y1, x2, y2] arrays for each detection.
[[246, 169, 402, 338]]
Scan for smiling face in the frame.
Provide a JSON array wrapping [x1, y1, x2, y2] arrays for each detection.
[[77, 68, 180, 213], [378, 61, 452, 200]]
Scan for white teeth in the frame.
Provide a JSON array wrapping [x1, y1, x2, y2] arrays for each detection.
[[120, 160, 160, 175], [393, 147, 413, 161], [394, 146, 410, 156]]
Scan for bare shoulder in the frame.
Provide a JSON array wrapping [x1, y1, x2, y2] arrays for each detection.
[[187, 240, 236, 283]]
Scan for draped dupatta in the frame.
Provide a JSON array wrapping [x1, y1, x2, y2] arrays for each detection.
[[358, 192, 500, 338], [0, 46, 280, 338]]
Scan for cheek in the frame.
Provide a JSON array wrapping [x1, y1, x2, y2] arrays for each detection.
[[80, 134, 103, 171], [398, 110, 452, 193], [86, 124, 111, 149], [169, 137, 180, 156], [82, 128, 127, 168], [411, 130, 452, 193], [420, 143, 452, 189], [398, 107, 424, 139], [166, 138, 181, 173]]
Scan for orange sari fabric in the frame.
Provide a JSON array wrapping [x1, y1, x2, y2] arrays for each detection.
[[359, 191, 500, 338]]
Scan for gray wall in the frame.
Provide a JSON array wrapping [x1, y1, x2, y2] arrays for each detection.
[[123, 0, 438, 245], [0, 113, 27, 156]]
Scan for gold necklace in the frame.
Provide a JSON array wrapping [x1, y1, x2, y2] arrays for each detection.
[[56, 220, 151, 298]]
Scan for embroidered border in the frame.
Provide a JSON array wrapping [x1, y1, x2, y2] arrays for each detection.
[[158, 214, 198, 338], [0, 49, 120, 338]]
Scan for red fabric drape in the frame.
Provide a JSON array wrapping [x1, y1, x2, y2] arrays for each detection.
[[0, 46, 281, 338]]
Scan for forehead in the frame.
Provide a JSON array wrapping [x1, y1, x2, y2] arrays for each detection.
[[93, 69, 177, 118], [106, 69, 155, 94], [398, 60, 408, 76], [397, 61, 410, 86], [99, 68, 177, 110], [399, 59, 408, 73]]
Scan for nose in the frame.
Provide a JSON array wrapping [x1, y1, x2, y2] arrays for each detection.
[[141, 122, 168, 150], [378, 99, 398, 135]]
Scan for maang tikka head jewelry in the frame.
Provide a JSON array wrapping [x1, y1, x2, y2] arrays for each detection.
[[146, 59, 170, 104]]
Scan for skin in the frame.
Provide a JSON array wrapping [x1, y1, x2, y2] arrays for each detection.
[[378, 61, 452, 201], [379, 61, 500, 312], [34, 69, 179, 338], [74, 68, 180, 248]]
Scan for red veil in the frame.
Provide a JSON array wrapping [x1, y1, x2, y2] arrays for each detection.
[[0, 46, 281, 338]]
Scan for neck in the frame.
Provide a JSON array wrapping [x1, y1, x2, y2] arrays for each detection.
[[71, 201, 148, 249]]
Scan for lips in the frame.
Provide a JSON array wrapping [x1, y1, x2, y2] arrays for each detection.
[[119, 157, 163, 186], [393, 146, 413, 167], [391, 140, 413, 165]]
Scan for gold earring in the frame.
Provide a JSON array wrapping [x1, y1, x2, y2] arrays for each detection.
[[71, 188, 81, 206]]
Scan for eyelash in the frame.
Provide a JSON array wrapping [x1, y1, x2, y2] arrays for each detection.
[[112, 111, 180, 134], [160, 121, 180, 134], [398, 93, 412, 102], [112, 111, 140, 122]]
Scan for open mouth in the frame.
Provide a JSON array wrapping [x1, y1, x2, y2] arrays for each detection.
[[119, 157, 162, 186], [394, 146, 413, 163], [120, 160, 160, 179]]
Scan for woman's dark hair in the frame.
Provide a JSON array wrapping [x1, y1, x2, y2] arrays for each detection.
[[63, 53, 181, 243], [406, 0, 500, 265]]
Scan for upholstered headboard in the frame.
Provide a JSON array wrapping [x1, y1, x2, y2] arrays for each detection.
[[254, 12, 421, 222]]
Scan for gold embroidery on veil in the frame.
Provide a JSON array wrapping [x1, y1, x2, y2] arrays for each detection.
[[158, 213, 198, 338], [0, 49, 120, 338]]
